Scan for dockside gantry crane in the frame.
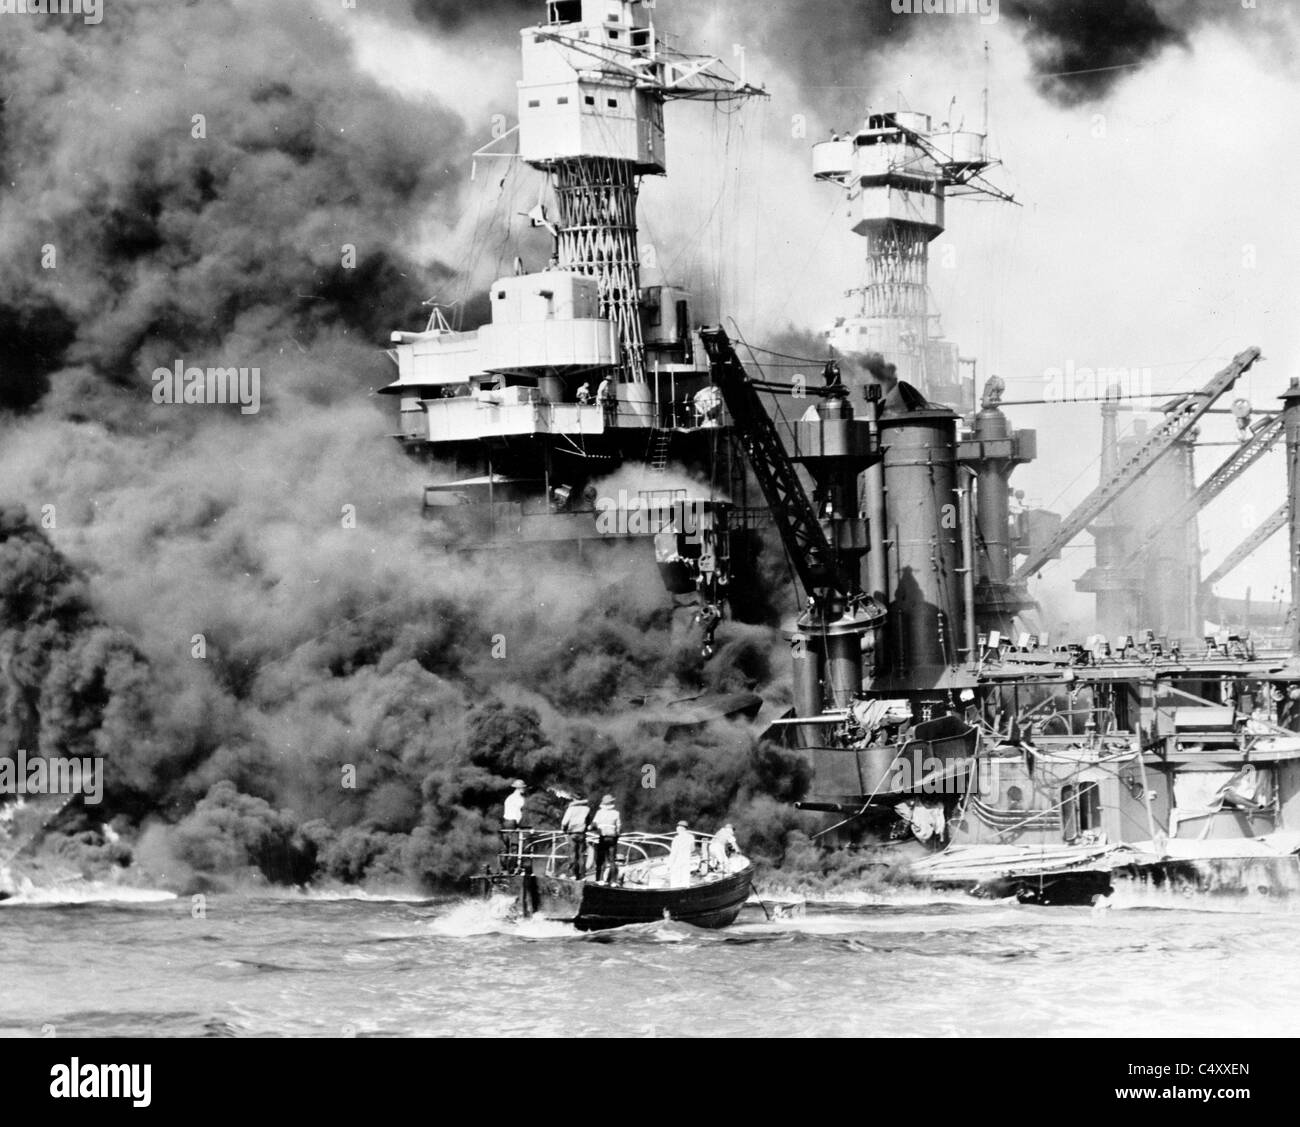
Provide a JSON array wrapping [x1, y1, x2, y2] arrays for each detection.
[[1116, 409, 1283, 574], [1013, 347, 1262, 583], [1201, 505, 1287, 596]]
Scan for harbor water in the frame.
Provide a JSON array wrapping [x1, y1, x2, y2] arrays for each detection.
[[3, 886, 1298, 1038]]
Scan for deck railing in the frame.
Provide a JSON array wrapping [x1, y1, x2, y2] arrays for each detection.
[[498, 829, 719, 880]]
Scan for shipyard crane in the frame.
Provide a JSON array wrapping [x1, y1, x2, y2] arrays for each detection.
[[1201, 504, 1287, 594], [1116, 411, 1284, 572], [701, 326, 887, 716], [699, 327, 863, 603], [1013, 347, 1262, 581]]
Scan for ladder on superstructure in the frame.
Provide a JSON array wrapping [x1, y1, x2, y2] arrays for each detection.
[[647, 427, 672, 473]]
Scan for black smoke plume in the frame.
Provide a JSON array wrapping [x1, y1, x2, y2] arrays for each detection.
[[1002, 0, 1188, 105], [0, 2, 824, 891], [732, 0, 1294, 109]]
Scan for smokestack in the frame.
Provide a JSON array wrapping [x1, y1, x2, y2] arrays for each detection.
[[877, 408, 964, 684], [959, 380, 1035, 634]]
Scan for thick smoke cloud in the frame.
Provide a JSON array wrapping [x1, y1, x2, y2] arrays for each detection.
[[714, 0, 917, 104], [1002, 0, 1189, 105], [0, 0, 461, 415], [0, 505, 160, 810], [718, 0, 1294, 110], [1003, 1, 1297, 105], [0, 1, 818, 893]]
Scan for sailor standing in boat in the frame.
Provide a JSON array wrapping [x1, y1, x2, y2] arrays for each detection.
[[708, 823, 738, 873], [668, 820, 696, 888], [592, 794, 621, 883], [561, 794, 593, 879], [502, 779, 527, 872]]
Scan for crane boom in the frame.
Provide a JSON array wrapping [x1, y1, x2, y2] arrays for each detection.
[[1201, 504, 1286, 592], [700, 327, 855, 599], [1117, 412, 1283, 571], [1013, 347, 1262, 581]]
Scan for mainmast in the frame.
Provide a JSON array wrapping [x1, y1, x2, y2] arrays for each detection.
[[812, 103, 1012, 411]]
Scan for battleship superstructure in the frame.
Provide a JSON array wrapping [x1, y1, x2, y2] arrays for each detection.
[[381, 0, 764, 620], [695, 106, 1300, 900], [375, 3, 1300, 902], [712, 316, 1300, 902], [804, 105, 1040, 645]]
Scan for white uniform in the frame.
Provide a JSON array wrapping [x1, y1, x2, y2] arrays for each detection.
[[708, 826, 737, 870], [667, 828, 695, 888], [503, 791, 525, 823]]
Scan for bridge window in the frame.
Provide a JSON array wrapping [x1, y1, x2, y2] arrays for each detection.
[[584, 95, 596, 106], [527, 99, 540, 109], [557, 96, 569, 105]]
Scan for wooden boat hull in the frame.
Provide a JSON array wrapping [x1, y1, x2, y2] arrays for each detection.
[[474, 865, 754, 931]]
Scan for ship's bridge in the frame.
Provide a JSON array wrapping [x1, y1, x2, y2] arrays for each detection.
[[382, 263, 715, 443], [382, 270, 619, 400]]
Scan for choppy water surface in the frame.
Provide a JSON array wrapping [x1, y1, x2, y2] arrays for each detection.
[[2, 884, 1297, 1037]]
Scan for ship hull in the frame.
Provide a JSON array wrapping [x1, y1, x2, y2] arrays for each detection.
[[912, 837, 1300, 904]]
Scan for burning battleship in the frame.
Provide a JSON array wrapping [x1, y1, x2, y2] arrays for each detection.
[[380, 0, 768, 654], [384, 0, 1300, 904]]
